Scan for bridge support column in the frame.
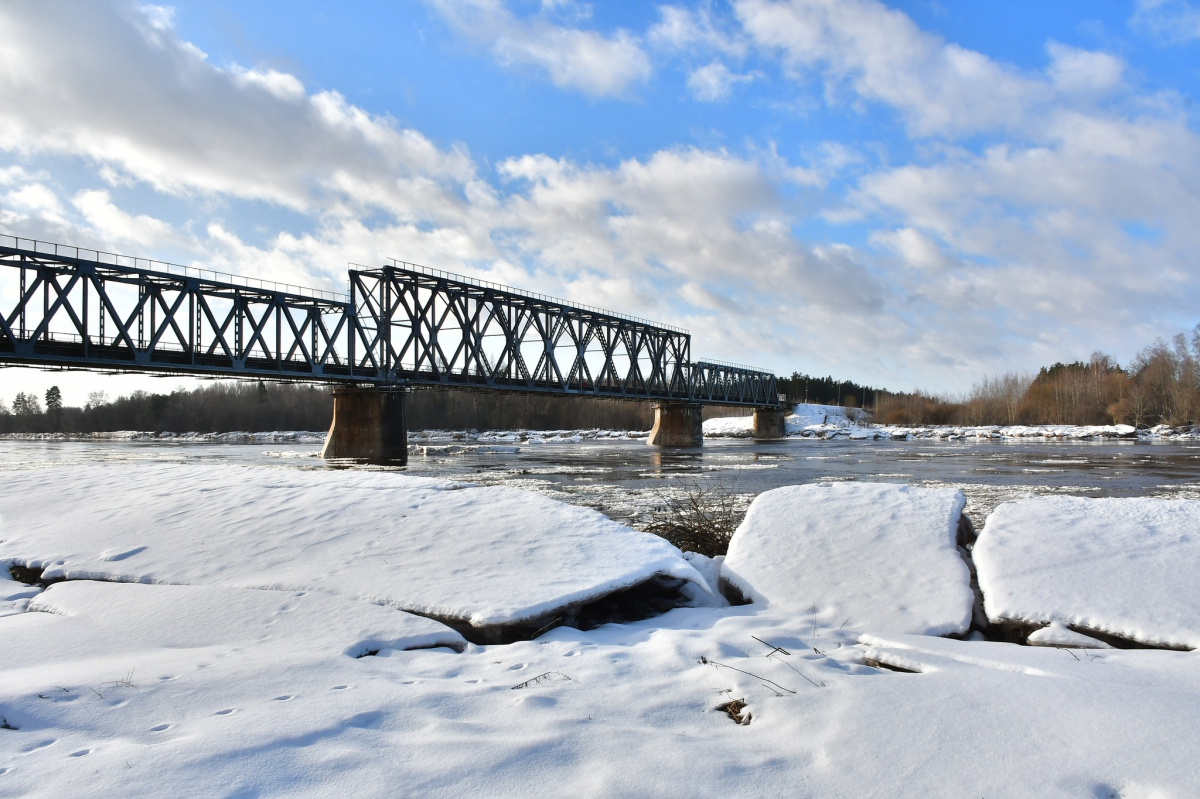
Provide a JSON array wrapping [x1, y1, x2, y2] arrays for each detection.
[[321, 387, 408, 463], [647, 402, 703, 447], [752, 406, 788, 440]]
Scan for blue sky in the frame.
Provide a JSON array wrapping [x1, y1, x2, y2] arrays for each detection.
[[3, 0, 1200, 406]]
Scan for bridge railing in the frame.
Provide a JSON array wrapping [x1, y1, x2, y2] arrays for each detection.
[[0, 234, 347, 303]]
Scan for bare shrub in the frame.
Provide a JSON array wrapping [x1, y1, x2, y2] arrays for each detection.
[[644, 481, 747, 558]]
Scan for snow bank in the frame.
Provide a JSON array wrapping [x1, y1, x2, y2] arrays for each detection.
[[975, 497, 1200, 649], [721, 482, 974, 636], [704, 403, 874, 439], [0, 463, 702, 629]]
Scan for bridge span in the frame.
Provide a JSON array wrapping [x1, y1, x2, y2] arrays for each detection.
[[0, 236, 785, 461]]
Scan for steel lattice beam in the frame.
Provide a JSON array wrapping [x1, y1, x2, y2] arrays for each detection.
[[0, 239, 779, 407]]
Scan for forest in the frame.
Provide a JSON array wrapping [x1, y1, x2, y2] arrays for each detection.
[[0, 380, 657, 435]]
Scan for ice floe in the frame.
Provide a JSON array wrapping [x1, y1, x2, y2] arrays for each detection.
[[720, 482, 974, 636], [0, 463, 703, 637], [975, 496, 1200, 649]]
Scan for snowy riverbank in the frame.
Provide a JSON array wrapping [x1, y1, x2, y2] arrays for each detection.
[[2, 465, 1198, 796]]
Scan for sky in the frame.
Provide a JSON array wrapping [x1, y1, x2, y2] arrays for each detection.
[[3, 0, 1200, 406]]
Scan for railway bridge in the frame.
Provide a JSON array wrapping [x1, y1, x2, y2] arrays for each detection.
[[0, 236, 785, 462]]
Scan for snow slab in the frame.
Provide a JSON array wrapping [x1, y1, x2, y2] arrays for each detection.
[[975, 496, 1200, 649], [0, 463, 703, 629], [721, 482, 974, 636]]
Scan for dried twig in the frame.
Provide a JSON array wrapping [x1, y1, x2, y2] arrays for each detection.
[[511, 671, 571, 690], [698, 656, 795, 695]]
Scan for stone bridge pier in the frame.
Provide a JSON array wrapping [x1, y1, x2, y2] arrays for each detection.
[[647, 402, 704, 446], [752, 406, 788, 440], [647, 402, 790, 447], [321, 386, 408, 464]]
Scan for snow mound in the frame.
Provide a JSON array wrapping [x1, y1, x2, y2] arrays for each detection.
[[0, 463, 703, 631], [975, 496, 1200, 649], [721, 482, 974, 636]]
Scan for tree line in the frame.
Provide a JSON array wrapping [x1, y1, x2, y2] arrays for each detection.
[[872, 326, 1200, 427], [0, 381, 656, 434]]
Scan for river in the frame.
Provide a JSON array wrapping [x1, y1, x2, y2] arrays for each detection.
[[5, 436, 1200, 529]]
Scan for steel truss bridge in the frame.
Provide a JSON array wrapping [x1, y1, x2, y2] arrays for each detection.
[[0, 237, 779, 407]]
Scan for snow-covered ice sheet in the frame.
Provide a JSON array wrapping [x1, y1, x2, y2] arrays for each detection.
[[3, 594, 1198, 797], [721, 482, 974, 636], [0, 463, 702, 629], [975, 496, 1200, 649]]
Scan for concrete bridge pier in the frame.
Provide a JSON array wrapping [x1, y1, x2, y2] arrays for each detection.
[[321, 386, 408, 464], [752, 406, 789, 440], [647, 402, 704, 447]]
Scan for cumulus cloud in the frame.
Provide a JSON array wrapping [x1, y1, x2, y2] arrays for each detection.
[[424, 0, 650, 97], [0, 1, 474, 215]]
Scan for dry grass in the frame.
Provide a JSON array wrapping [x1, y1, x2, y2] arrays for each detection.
[[715, 698, 750, 725]]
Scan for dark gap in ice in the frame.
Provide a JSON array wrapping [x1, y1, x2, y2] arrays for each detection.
[[718, 578, 751, 606], [951, 513, 991, 637], [8, 562, 60, 587], [426, 574, 694, 646]]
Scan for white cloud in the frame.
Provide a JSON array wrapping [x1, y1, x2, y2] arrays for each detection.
[[425, 0, 651, 97], [686, 60, 756, 101], [71, 189, 179, 248], [1130, 0, 1200, 43], [649, 5, 747, 57], [1046, 42, 1124, 94], [0, 1, 474, 214], [733, 0, 1063, 138]]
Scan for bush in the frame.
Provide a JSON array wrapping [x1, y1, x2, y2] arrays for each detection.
[[644, 481, 747, 558]]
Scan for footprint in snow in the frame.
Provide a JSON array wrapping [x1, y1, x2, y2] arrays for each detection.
[[272, 695, 294, 701], [331, 685, 351, 691], [21, 739, 55, 754], [214, 709, 236, 716], [149, 724, 172, 732], [69, 749, 90, 758], [506, 663, 527, 671]]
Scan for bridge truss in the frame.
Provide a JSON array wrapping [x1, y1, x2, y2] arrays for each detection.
[[0, 238, 778, 407]]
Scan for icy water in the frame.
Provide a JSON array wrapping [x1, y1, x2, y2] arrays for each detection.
[[5, 437, 1200, 528]]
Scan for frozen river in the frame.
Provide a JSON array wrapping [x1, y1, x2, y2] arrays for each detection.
[[5, 436, 1200, 528]]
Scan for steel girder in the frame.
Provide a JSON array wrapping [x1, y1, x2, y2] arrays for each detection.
[[0, 240, 780, 407], [350, 266, 695, 400]]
